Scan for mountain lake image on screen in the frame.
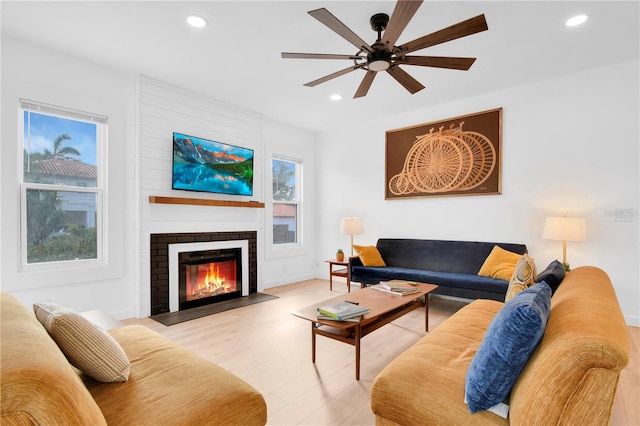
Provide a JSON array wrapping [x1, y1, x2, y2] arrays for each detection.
[[172, 132, 254, 196]]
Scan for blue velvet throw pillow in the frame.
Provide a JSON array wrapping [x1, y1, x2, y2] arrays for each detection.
[[536, 260, 566, 294], [465, 281, 552, 414]]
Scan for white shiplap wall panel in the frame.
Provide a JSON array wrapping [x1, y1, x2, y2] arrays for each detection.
[[136, 74, 264, 317], [140, 104, 261, 145]]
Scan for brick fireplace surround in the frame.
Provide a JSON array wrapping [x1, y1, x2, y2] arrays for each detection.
[[150, 231, 258, 315]]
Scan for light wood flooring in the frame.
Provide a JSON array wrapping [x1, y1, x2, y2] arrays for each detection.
[[124, 279, 640, 426]]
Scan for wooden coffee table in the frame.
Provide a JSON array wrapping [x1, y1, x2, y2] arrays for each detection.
[[292, 283, 438, 380]]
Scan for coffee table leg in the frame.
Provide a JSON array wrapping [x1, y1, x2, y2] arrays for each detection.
[[424, 295, 429, 332], [355, 325, 361, 380], [311, 323, 317, 363]]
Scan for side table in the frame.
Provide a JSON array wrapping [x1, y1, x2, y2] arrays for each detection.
[[325, 259, 359, 292]]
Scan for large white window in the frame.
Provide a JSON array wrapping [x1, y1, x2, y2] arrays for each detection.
[[20, 99, 106, 269], [272, 156, 302, 245]]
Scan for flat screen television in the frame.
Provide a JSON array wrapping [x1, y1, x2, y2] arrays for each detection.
[[172, 132, 254, 196]]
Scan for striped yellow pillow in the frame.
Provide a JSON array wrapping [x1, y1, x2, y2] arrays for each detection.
[[505, 254, 537, 301], [34, 302, 130, 383]]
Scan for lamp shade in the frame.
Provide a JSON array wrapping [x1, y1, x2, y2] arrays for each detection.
[[542, 216, 586, 242], [340, 217, 364, 235]]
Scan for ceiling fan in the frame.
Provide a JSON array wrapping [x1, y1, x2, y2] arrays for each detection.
[[281, 0, 488, 98]]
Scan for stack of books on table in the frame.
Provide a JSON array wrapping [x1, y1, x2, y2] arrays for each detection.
[[317, 301, 369, 322], [372, 280, 421, 296]]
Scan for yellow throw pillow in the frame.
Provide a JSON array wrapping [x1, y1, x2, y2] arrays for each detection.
[[505, 254, 537, 301], [353, 245, 386, 267], [478, 246, 522, 281], [34, 302, 130, 383]]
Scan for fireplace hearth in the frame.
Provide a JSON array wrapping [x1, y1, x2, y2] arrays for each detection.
[[150, 231, 258, 315]]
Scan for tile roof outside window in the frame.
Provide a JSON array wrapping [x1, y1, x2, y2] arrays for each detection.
[[31, 158, 97, 179], [273, 203, 296, 218]]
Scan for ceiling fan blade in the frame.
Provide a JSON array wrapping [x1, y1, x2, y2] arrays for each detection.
[[386, 66, 425, 94], [282, 52, 364, 60], [381, 0, 423, 47], [401, 55, 477, 70], [397, 14, 488, 56], [303, 64, 364, 87], [354, 71, 377, 98], [308, 8, 373, 53]]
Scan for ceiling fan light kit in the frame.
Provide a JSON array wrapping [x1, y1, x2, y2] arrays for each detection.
[[281, 0, 488, 98]]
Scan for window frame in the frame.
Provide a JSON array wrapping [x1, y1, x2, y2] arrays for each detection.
[[271, 155, 303, 248], [19, 99, 107, 272]]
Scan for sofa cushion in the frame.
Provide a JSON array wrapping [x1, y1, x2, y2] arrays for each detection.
[[536, 259, 566, 293], [371, 299, 507, 425], [86, 325, 268, 425], [505, 254, 537, 301], [465, 281, 552, 414], [478, 245, 523, 280], [353, 266, 509, 293], [353, 245, 386, 266], [34, 302, 130, 383]]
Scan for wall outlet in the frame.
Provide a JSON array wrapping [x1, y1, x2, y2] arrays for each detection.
[[615, 208, 633, 222]]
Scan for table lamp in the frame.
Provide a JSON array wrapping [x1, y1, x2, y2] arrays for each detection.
[[542, 216, 586, 271], [340, 217, 364, 256]]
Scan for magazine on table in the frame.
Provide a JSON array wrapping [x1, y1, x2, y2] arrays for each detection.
[[316, 314, 363, 322], [372, 283, 420, 296], [316, 301, 369, 320], [380, 280, 419, 292]]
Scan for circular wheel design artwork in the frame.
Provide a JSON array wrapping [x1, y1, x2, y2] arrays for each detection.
[[388, 173, 414, 195], [388, 123, 496, 196], [453, 130, 495, 190]]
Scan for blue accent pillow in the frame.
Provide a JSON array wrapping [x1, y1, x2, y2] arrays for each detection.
[[536, 260, 566, 294], [465, 281, 552, 414]]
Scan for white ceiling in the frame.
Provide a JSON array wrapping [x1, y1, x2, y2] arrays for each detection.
[[2, 1, 638, 133]]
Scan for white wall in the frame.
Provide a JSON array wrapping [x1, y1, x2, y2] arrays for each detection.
[[316, 60, 640, 326], [1, 37, 137, 318], [1, 38, 318, 319], [262, 119, 318, 288]]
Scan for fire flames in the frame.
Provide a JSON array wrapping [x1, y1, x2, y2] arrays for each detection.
[[188, 262, 234, 300]]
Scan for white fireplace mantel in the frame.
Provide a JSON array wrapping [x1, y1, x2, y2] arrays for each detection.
[[168, 240, 249, 312]]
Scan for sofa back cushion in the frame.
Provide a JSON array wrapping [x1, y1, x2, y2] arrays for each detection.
[[0, 292, 107, 425], [509, 266, 629, 424], [375, 239, 527, 275]]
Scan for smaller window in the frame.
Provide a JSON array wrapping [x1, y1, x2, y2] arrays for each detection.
[[272, 157, 301, 245]]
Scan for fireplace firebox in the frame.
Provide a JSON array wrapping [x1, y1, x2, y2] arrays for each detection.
[[178, 248, 242, 311]]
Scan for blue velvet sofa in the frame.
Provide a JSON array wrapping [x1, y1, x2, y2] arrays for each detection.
[[349, 238, 527, 301]]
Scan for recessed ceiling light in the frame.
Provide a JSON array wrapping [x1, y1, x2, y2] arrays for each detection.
[[330, 94, 342, 101], [187, 15, 208, 29], [566, 14, 588, 27]]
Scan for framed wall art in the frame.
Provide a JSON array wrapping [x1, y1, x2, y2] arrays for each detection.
[[385, 108, 502, 199]]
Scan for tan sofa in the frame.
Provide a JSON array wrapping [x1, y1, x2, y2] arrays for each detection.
[[0, 292, 267, 425], [371, 266, 630, 425]]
